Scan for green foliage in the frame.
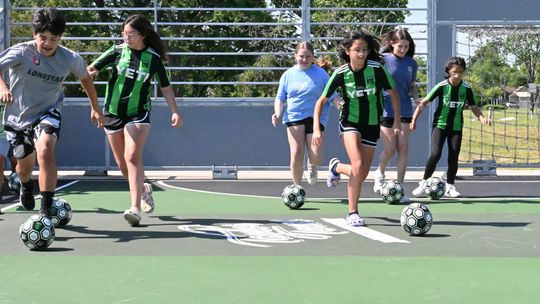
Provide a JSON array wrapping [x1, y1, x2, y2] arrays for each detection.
[[8, 1, 409, 98], [466, 27, 540, 108], [415, 55, 427, 97]]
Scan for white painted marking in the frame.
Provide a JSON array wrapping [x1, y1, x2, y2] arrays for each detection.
[[158, 180, 540, 201], [322, 218, 410, 243], [0, 180, 80, 213], [157, 180, 279, 200]]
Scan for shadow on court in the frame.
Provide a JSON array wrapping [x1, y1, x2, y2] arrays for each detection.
[[55, 216, 281, 244]]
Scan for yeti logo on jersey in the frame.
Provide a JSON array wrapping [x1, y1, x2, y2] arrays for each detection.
[[116, 65, 151, 82], [446, 101, 465, 108], [346, 87, 376, 98]]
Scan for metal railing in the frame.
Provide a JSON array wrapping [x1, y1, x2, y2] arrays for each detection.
[[5, 2, 429, 106]]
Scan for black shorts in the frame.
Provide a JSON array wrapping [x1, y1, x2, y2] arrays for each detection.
[[380, 117, 412, 128], [339, 120, 380, 147], [285, 117, 324, 134], [104, 111, 151, 134], [4, 108, 62, 159]]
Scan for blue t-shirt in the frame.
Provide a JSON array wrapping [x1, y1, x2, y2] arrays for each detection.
[[276, 64, 333, 126], [382, 53, 418, 118]]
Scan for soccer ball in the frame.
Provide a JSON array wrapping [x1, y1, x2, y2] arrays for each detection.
[[281, 184, 306, 209], [400, 203, 433, 236], [7, 172, 21, 194], [380, 180, 404, 204], [424, 176, 446, 200], [19, 213, 55, 250], [49, 197, 73, 227]]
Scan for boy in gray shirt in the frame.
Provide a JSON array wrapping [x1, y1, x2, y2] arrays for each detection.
[[0, 8, 103, 216]]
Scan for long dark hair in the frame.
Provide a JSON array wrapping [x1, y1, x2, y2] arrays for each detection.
[[381, 27, 415, 57], [338, 30, 382, 63], [32, 7, 66, 35], [444, 56, 467, 78], [124, 14, 168, 61]]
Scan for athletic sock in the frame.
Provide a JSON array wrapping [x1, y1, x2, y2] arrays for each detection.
[[40, 191, 54, 213], [22, 180, 33, 192]]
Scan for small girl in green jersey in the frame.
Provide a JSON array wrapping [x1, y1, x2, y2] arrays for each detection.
[[88, 14, 182, 226], [410, 56, 490, 198], [313, 30, 401, 226]]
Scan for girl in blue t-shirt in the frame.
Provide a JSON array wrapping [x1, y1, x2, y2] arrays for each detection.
[[373, 28, 418, 203], [272, 42, 336, 186]]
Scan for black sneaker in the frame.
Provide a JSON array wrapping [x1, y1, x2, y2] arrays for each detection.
[[20, 187, 35, 211]]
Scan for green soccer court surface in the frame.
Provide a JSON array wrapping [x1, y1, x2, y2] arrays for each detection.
[[0, 178, 539, 304]]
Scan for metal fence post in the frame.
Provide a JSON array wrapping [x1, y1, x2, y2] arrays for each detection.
[[0, 0, 9, 51], [301, 0, 311, 42]]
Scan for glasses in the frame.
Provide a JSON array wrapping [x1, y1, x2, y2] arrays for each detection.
[[351, 48, 370, 54], [122, 31, 140, 39]]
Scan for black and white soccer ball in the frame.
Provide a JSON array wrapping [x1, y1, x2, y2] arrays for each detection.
[[49, 197, 73, 227], [380, 180, 404, 204], [281, 184, 306, 209], [424, 176, 446, 200], [400, 202, 433, 236], [19, 213, 55, 250], [7, 172, 21, 194]]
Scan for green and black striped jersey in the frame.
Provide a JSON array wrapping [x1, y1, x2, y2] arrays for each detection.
[[92, 43, 171, 117], [425, 80, 477, 131], [323, 61, 395, 125]]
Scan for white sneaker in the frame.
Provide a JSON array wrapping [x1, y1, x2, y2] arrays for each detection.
[[123, 209, 141, 226], [307, 166, 318, 185], [346, 212, 366, 227], [445, 184, 461, 198], [441, 172, 447, 182], [326, 158, 341, 188], [373, 169, 385, 194], [412, 179, 428, 197], [141, 183, 155, 213], [400, 195, 410, 204]]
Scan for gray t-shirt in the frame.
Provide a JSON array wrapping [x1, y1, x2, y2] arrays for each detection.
[[0, 41, 87, 129]]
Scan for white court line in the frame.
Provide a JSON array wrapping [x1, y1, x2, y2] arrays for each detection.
[[322, 218, 410, 244], [157, 180, 279, 200], [0, 180, 80, 213], [157, 180, 540, 201]]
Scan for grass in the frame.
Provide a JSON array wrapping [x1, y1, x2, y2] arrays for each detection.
[[460, 108, 540, 165]]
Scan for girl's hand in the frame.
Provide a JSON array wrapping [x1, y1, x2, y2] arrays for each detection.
[[393, 119, 402, 136], [480, 115, 491, 126], [410, 120, 417, 131], [312, 130, 323, 146], [91, 109, 104, 128], [171, 112, 182, 128], [271, 113, 279, 127]]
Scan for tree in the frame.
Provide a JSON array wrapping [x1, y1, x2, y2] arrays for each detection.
[[504, 29, 540, 112], [239, 0, 410, 97], [464, 28, 534, 106], [7, 1, 410, 99]]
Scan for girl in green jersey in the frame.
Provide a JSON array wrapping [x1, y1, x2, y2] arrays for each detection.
[[313, 30, 401, 226], [88, 15, 182, 226], [410, 57, 490, 198]]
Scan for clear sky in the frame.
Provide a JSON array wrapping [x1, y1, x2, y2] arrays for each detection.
[[405, 0, 428, 54]]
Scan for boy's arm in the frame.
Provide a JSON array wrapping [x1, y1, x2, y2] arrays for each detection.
[[79, 74, 103, 128]]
